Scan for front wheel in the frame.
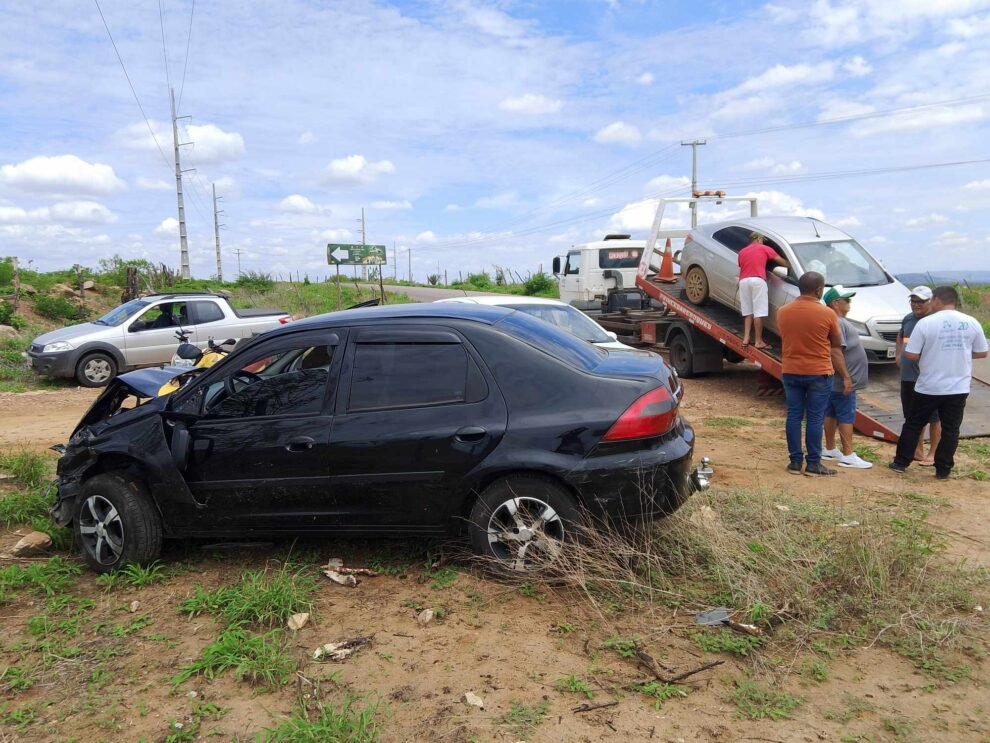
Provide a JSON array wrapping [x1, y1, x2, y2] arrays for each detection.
[[74, 473, 162, 573], [75, 352, 117, 387], [468, 475, 579, 574]]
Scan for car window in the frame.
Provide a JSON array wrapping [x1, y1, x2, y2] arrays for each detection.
[[348, 343, 470, 412], [791, 240, 889, 287], [712, 226, 753, 253], [598, 247, 642, 269], [203, 344, 332, 419], [564, 251, 581, 275], [505, 304, 611, 343], [130, 302, 188, 332], [96, 299, 149, 327], [495, 311, 607, 371], [189, 301, 224, 325]]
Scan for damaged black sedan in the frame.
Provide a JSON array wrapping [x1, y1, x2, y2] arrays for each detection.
[[52, 303, 706, 573]]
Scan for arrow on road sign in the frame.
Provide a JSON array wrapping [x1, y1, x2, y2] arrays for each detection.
[[331, 247, 350, 262]]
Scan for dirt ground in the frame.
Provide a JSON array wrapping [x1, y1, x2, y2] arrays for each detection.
[[1, 363, 988, 742]]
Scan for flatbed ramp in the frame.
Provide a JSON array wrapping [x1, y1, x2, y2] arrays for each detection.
[[635, 276, 990, 442]]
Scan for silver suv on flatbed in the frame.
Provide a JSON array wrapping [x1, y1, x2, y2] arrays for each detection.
[[28, 292, 291, 386]]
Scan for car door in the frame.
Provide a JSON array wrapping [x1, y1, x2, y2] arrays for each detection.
[[123, 301, 188, 366], [177, 331, 343, 531], [327, 325, 508, 529], [186, 300, 228, 350], [562, 250, 583, 300], [709, 226, 752, 307]]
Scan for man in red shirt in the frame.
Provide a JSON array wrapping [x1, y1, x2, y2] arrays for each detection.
[[737, 232, 789, 349]]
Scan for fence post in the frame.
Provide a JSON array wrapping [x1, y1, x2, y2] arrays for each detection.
[[11, 257, 19, 313], [74, 264, 85, 319]]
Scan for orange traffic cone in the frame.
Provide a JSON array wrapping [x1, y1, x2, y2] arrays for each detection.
[[657, 238, 676, 283]]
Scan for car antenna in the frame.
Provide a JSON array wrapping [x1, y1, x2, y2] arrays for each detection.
[[809, 217, 822, 238]]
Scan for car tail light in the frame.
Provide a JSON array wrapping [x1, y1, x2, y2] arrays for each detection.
[[603, 386, 678, 442], [279, 317, 292, 325]]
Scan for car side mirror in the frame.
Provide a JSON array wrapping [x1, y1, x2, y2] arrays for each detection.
[[606, 331, 618, 341], [772, 266, 788, 278], [552, 257, 561, 276]]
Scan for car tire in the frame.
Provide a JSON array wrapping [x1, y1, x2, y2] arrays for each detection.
[[683, 266, 710, 305], [668, 333, 696, 378], [74, 473, 162, 573], [75, 352, 117, 387], [468, 475, 580, 574]]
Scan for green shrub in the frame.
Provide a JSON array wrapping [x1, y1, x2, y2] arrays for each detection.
[[236, 271, 275, 292], [466, 272, 492, 290], [34, 295, 78, 322], [0, 258, 13, 286], [523, 272, 555, 296]]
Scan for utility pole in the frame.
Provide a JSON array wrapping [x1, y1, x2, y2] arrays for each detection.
[[681, 139, 706, 228], [407, 249, 412, 283], [171, 88, 194, 279], [392, 240, 397, 281], [212, 183, 224, 282], [233, 248, 244, 277]]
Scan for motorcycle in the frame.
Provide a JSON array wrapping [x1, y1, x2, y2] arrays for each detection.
[[158, 330, 236, 396]]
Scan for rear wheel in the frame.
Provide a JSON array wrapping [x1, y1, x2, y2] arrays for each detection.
[[469, 475, 579, 574], [75, 352, 117, 387], [668, 333, 696, 378], [684, 266, 710, 305], [74, 473, 162, 573]]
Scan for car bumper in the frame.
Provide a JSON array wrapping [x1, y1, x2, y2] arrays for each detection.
[[28, 349, 78, 378]]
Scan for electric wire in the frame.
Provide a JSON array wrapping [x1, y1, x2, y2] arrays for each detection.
[[176, 0, 196, 111], [92, 0, 172, 171], [158, 0, 172, 95]]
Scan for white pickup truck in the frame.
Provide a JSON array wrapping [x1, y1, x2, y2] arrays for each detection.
[[28, 292, 291, 386]]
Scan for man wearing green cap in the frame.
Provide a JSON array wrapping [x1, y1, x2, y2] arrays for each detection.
[[821, 285, 872, 468]]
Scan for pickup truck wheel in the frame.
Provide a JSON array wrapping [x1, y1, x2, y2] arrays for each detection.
[[469, 475, 579, 575], [684, 266, 710, 305], [75, 352, 117, 387], [668, 333, 696, 378], [74, 473, 162, 573]]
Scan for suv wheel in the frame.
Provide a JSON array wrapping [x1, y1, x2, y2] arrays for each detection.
[[74, 473, 162, 573], [684, 266, 710, 305], [76, 352, 117, 387], [469, 475, 579, 574]]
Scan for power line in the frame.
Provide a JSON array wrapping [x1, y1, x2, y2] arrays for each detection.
[[177, 0, 196, 111], [92, 0, 172, 171], [158, 0, 172, 95]]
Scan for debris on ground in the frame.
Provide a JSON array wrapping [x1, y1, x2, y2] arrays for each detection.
[[839, 520, 861, 528], [323, 570, 358, 587], [417, 608, 434, 626], [322, 557, 379, 586], [312, 636, 373, 662], [287, 612, 310, 631], [688, 505, 720, 529], [129, 600, 140, 613], [573, 701, 618, 713], [9, 531, 52, 557], [463, 691, 485, 709], [694, 607, 765, 636]]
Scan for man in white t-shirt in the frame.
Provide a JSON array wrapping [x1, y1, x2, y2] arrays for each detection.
[[890, 285, 989, 479]]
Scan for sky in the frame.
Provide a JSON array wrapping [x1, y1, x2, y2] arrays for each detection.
[[1, 0, 989, 282]]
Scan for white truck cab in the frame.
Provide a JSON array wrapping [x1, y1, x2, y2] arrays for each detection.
[[553, 235, 649, 312]]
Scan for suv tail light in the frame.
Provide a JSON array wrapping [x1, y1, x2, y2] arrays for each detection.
[[603, 386, 678, 442]]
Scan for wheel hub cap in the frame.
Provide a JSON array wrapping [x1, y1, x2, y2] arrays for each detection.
[[486, 496, 565, 572], [78, 494, 124, 566]]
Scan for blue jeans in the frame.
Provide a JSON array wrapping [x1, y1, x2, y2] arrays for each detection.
[[782, 374, 833, 467]]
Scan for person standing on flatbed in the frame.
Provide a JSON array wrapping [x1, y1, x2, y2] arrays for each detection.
[[737, 232, 789, 350]]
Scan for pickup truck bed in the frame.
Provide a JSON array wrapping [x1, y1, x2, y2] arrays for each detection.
[[231, 307, 288, 318]]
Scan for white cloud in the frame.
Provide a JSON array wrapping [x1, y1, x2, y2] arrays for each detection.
[[444, 204, 462, 212], [0, 206, 46, 224], [213, 176, 239, 196], [636, 72, 655, 86], [498, 93, 562, 115], [323, 155, 396, 185], [744, 156, 776, 170], [946, 13, 990, 37], [475, 191, 518, 208], [936, 230, 972, 246], [155, 217, 179, 236], [415, 230, 437, 243], [0, 155, 125, 195], [137, 177, 171, 191], [317, 228, 353, 242], [582, 197, 602, 208], [732, 62, 835, 95], [298, 131, 318, 145], [594, 121, 642, 146], [771, 160, 803, 175], [372, 200, 412, 210], [278, 194, 320, 214], [817, 99, 875, 121], [186, 124, 246, 163], [905, 213, 949, 228], [49, 201, 116, 224], [842, 55, 872, 76], [851, 104, 986, 136], [645, 174, 691, 193], [833, 216, 863, 229], [964, 179, 990, 190]]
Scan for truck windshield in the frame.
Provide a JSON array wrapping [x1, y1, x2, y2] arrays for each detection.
[[95, 299, 150, 327], [791, 240, 890, 287], [505, 304, 612, 344]]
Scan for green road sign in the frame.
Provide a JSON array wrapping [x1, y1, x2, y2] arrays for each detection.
[[327, 243, 387, 266]]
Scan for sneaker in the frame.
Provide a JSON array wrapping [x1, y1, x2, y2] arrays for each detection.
[[935, 471, 950, 480], [821, 448, 843, 460], [804, 462, 837, 476], [838, 453, 873, 469], [787, 462, 804, 475], [888, 462, 907, 474]]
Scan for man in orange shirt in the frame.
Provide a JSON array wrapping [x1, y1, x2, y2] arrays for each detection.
[[776, 272, 852, 476]]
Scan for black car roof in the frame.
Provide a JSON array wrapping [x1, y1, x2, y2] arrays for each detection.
[[266, 301, 514, 338]]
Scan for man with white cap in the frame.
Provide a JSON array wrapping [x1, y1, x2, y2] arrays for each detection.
[[896, 286, 940, 465], [820, 285, 872, 468]]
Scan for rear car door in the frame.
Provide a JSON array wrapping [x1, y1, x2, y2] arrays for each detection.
[[709, 226, 752, 307], [176, 331, 342, 530], [327, 325, 507, 529], [186, 300, 229, 349]]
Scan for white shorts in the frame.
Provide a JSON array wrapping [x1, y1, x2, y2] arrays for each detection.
[[739, 277, 769, 317]]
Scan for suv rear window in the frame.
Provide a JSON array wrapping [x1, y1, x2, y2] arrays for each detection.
[[495, 311, 607, 371], [598, 247, 642, 268]]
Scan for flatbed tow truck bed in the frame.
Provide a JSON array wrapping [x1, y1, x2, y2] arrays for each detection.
[[634, 275, 990, 443]]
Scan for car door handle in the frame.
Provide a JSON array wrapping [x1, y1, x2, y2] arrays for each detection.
[[454, 426, 487, 442], [286, 436, 315, 452]]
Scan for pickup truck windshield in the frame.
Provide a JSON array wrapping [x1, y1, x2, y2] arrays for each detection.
[[791, 240, 889, 288], [96, 299, 150, 327], [505, 304, 611, 344]]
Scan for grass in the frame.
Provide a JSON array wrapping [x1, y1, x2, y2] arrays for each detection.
[[0, 489, 51, 526], [636, 681, 688, 709], [120, 561, 168, 587], [172, 626, 294, 687], [257, 696, 381, 742], [555, 674, 594, 699], [0, 556, 81, 604], [694, 631, 767, 657], [853, 444, 880, 463], [178, 566, 316, 627], [0, 449, 52, 491], [498, 699, 550, 739], [425, 566, 458, 590], [728, 677, 803, 720], [704, 416, 750, 429]]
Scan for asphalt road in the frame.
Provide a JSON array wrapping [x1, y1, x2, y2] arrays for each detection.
[[361, 284, 499, 302]]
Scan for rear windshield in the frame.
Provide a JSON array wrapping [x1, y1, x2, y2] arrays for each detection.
[[96, 299, 150, 327], [495, 311, 607, 371], [599, 247, 643, 269]]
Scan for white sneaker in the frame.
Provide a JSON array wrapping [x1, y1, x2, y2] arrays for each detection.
[[838, 453, 873, 469], [821, 448, 843, 460]]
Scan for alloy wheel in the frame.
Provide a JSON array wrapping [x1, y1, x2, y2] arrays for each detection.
[[485, 496, 565, 572], [84, 358, 112, 385], [685, 268, 707, 303], [78, 494, 124, 566]]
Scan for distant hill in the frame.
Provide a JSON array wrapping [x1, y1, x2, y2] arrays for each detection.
[[895, 271, 990, 287]]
